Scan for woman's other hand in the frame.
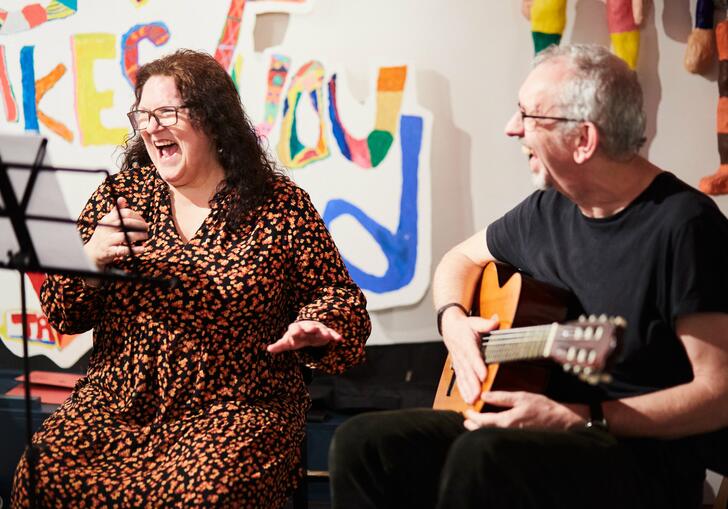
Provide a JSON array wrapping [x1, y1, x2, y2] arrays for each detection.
[[83, 196, 149, 272]]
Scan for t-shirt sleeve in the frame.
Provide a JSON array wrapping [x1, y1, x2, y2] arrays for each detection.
[[669, 209, 728, 320], [486, 192, 540, 271]]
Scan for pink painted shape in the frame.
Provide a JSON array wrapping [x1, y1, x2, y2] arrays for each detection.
[[70, 36, 85, 146], [0, 46, 18, 122], [22, 3, 47, 29], [345, 133, 372, 167], [606, 0, 637, 34], [298, 148, 319, 163]]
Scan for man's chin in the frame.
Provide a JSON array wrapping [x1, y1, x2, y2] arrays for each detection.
[[531, 171, 549, 191]]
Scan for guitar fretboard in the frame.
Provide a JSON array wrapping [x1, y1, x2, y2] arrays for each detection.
[[482, 324, 556, 363]]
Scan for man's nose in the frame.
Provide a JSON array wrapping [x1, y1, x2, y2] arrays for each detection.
[[505, 110, 524, 137]]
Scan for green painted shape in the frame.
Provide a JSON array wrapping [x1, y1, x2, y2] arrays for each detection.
[[367, 130, 394, 167], [289, 92, 305, 159], [532, 32, 562, 54]]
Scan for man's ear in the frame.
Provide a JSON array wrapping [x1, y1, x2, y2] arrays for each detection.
[[573, 122, 599, 164]]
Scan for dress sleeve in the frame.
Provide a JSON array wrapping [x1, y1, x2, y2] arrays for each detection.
[[285, 184, 371, 374], [40, 175, 119, 334]]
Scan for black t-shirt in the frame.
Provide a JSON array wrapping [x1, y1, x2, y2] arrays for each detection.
[[486, 172, 728, 403]]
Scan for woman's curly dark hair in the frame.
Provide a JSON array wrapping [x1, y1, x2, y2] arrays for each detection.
[[120, 49, 280, 230]]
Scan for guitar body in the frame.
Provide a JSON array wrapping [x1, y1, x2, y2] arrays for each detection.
[[433, 262, 573, 413]]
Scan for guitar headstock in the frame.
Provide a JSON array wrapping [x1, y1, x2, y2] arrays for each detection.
[[548, 314, 625, 385]]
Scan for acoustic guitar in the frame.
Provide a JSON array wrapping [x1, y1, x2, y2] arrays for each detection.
[[433, 261, 624, 413]]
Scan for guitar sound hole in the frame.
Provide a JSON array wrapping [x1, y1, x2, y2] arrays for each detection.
[[446, 369, 456, 397]]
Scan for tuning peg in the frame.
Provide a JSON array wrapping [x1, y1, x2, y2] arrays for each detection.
[[584, 327, 594, 340], [566, 347, 576, 362], [589, 314, 597, 322], [612, 316, 627, 327], [577, 349, 588, 364], [563, 363, 572, 373], [578, 314, 587, 323], [587, 350, 597, 364], [599, 314, 607, 322]]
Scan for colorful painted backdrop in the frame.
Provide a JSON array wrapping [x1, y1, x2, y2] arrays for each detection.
[[0, 0, 432, 367]]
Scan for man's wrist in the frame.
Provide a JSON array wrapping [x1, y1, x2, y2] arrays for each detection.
[[585, 401, 609, 431], [436, 302, 469, 336]]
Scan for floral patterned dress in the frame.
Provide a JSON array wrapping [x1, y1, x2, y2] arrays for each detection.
[[12, 166, 371, 508]]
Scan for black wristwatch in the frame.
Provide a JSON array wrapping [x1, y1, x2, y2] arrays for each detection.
[[585, 401, 608, 431]]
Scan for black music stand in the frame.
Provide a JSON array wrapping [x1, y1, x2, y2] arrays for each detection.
[[0, 134, 148, 508]]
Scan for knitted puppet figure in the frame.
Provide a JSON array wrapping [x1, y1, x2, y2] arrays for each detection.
[[523, 0, 647, 69], [686, 0, 728, 195]]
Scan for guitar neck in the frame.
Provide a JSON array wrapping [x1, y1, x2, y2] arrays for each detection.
[[482, 324, 557, 364]]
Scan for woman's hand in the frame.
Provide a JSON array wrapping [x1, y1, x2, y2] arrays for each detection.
[[84, 197, 149, 272], [267, 320, 342, 353]]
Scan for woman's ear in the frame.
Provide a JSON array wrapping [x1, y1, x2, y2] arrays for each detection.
[[573, 121, 599, 164]]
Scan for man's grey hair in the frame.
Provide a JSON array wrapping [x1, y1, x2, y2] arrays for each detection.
[[533, 44, 646, 160]]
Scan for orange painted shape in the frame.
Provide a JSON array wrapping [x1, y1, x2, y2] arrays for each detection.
[[22, 3, 47, 28], [35, 63, 73, 141], [717, 20, 728, 61], [606, 0, 637, 34], [377, 66, 407, 92], [717, 97, 728, 134], [37, 111, 73, 141]]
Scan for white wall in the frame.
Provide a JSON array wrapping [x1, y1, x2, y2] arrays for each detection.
[[278, 0, 726, 345], [1, 0, 726, 347]]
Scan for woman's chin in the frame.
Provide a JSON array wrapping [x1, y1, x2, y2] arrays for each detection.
[[156, 165, 185, 186]]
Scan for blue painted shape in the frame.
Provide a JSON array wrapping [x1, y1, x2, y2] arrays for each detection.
[[57, 0, 78, 10], [310, 89, 318, 111], [323, 115, 423, 293], [20, 46, 39, 132], [327, 74, 352, 160]]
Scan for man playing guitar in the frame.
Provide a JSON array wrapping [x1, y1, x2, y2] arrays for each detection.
[[329, 44, 728, 509]]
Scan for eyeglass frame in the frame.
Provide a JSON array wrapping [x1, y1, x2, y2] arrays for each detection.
[[127, 104, 188, 131], [517, 103, 583, 130]]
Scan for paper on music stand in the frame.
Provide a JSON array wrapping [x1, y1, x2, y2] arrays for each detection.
[[0, 133, 100, 273]]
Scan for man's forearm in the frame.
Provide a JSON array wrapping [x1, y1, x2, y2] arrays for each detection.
[[602, 377, 728, 438]]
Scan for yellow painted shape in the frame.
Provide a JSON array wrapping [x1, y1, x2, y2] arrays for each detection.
[[46, 0, 76, 20], [610, 30, 640, 69], [531, 0, 567, 35], [277, 61, 329, 168], [72, 33, 127, 146], [374, 91, 403, 132]]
